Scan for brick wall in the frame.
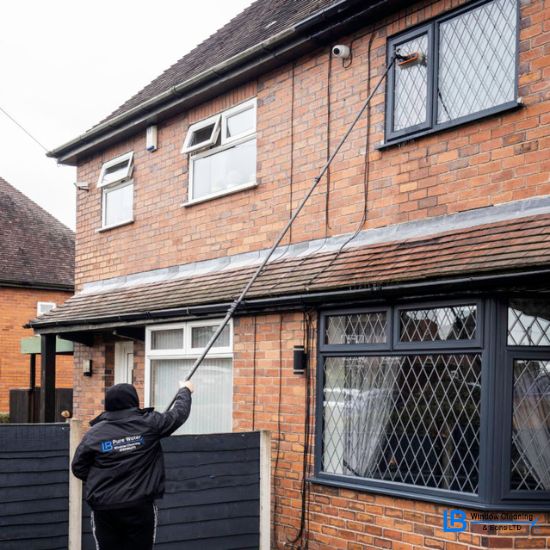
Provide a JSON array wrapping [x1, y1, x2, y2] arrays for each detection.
[[69, 0, 550, 546], [233, 312, 550, 550], [72, 335, 145, 426], [0, 287, 73, 414], [73, 312, 550, 549], [73, 0, 549, 289]]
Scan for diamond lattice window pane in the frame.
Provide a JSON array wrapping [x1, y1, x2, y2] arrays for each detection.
[[326, 313, 387, 345], [511, 359, 550, 491], [437, 0, 516, 123], [400, 305, 477, 342], [323, 354, 481, 493], [393, 33, 429, 131], [508, 300, 550, 346]]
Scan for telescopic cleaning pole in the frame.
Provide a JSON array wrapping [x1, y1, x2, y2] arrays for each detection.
[[165, 53, 397, 411]]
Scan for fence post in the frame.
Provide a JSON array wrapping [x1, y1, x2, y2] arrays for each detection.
[[69, 419, 82, 550], [259, 430, 272, 550]]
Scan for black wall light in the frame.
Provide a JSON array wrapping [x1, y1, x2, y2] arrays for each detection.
[[293, 345, 307, 375]]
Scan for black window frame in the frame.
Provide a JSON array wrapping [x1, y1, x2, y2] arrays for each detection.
[[313, 297, 550, 510], [383, 0, 521, 146]]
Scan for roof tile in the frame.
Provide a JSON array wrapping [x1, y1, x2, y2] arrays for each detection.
[[30, 213, 550, 328], [0, 177, 75, 288], [97, 0, 338, 126]]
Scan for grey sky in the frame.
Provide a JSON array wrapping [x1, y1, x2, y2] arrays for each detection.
[[0, 0, 253, 230]]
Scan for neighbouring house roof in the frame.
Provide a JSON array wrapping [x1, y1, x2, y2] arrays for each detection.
[[29, 212, 550, 331], [0, 177, 74, 290], [48, 0, 401, 165]]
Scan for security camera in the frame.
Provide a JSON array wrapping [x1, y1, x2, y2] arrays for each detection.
[[73, 181, 89, 191], [332, 44, 351, 59]]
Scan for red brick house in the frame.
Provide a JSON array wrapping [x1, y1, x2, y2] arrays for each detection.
[[0, 177, 74, 417], [32, 0, 550, 548]]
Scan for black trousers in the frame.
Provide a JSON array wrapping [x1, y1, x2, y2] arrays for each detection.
[[91, 502, 157, 550]]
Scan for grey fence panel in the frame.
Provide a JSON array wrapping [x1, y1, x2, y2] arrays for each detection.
[[82, 431, 261, 550], [0, 423, 70, 550]]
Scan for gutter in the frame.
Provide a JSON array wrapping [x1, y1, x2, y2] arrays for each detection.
[[0, 279, 74, 292], [48, 0, 397, 165], [28, 267, 550, 334]]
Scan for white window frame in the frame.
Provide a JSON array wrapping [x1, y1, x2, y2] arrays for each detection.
[[183, 99, 257, 205], [187, 136, 257, 205], [221, 98, 257, 143], [144, 319, 233, 408], [181, 114, 222, 154], [37, 302, 56, 315], [97, 151, 134, 188], [100, 178, 134, 230], [98, 151, 135, 231]]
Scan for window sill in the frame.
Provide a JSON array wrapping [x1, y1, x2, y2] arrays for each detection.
[[377, 101, 523, 151], [96, 219, 134, 233], [309, 475, 550, 511], [182, 181, 257, 207]]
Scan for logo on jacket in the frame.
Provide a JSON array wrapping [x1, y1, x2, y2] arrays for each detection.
[[100, 435, 144, 453]]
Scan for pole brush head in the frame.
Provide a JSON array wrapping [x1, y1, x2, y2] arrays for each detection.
[[396, 51, 427, 67]]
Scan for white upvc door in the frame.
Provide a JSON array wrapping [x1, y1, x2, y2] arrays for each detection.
[[114, 341, 134, 385]]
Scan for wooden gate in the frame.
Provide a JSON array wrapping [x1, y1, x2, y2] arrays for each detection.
[[9, 388, 73, 423], [81, 431, 269, 549], [0, 425, 269, 549], [0, 423, 70, 549]]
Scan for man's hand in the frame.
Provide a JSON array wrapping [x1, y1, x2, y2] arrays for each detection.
[[179, 380, 194, 393]]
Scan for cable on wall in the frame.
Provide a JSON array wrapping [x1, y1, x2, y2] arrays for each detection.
[[324, 52, 333, 235], [273, 313, 285, 548], [285, 309, 315, 549], [303, 29, 377, 291], [289, 61, 296, 245]]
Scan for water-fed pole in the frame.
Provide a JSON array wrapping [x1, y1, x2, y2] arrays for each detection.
[[165, 53, 398, 411]]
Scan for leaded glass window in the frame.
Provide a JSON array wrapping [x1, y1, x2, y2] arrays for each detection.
[[323, 354, 481, 492], [325, 312, 387, 345], [400, 305, 477, 342], [508, 300, 550, 346], [319, 298, 550, 507], [437, 0, 516, 123], [386, 0, 517, 142], [393, 34, 429, 131], [511, 359, 550, 491]]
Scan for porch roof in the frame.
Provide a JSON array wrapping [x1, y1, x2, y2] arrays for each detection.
[[29, 212, 550, 332]]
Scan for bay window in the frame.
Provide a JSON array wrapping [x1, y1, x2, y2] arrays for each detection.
[[317, 298, 550, 509], [146, 320, 233, 435]]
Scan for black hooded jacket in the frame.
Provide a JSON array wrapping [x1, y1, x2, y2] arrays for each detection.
[[71, 384, 191, 510]]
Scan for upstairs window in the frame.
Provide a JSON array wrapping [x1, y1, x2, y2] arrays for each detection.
[[385, 0, 518, 143], [182, 115, 221, 154], [98, 152, 134, 230], [183, 99, 257, 204]]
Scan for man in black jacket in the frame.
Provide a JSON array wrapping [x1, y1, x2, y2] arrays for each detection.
[[71, 381, 193, 550]]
